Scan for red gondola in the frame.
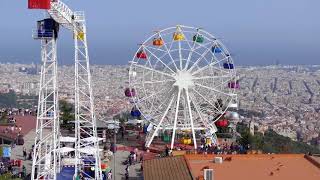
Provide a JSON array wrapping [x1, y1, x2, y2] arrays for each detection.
[[136, 50, 147, 59], [215, 119, 229, 127], [125, 88, 136, 97]]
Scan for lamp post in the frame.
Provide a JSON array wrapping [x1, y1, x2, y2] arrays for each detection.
[[106, 121, 119, 180]]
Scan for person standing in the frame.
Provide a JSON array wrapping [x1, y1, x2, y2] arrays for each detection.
[[125, 165, 129, 179], [23, 147, 27, 160], [133, 153, 137, 164], [107, 170, 112, 180], [165, 145, 169, 157]]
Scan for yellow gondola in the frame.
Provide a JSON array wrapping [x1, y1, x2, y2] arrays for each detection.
[[173, 32, 185, 41]]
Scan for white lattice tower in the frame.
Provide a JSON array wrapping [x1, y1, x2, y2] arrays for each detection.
[[31, 0, 102, 179], [31, 36, 59, 179], [74, 12, 102, 179]]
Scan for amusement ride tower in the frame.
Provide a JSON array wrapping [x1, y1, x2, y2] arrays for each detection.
[[28, 0, 102, 179]]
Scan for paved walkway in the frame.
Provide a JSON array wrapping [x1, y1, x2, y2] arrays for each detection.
[[111, 150, 143, 180], [11, 129, 50, 174], [10, 130, 146, 179]]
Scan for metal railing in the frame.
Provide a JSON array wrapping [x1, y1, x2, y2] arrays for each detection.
[[32, 29, 55, 39]]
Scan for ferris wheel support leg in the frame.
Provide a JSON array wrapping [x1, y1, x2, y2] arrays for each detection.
[[185, 89, 197, 150], [146, 96, 175, 148], [170, 88, 181, 150], [189, 92, 218, 146]]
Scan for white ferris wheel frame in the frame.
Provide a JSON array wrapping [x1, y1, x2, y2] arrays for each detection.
[[128, 25, 238, 150]]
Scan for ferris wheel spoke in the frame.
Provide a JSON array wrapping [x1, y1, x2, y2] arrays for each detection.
[[194, 82, 235, 97], [158, 33, 179, 71], [131, 79, 175, 86], [132, 63, 175, 78], [184, 30, 202, 70], [192, 75, 232, 80], [146, 95, 175, 147], [143, 46, 177, 74], [138, 84, 174, 106], [143, 44, 167, 53], [193, 41, 215, 51], [187, 44, 214, 72], [189, 92, 215, 131], [178, 39, 183, 70], [191, 88, 223, 114], [209, 65, 231, 75], [146, 86, 175, 115], [195, 75, 234, 91], [191, 56, 229, 76]]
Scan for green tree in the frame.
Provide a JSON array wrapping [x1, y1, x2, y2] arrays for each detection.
[[59, 100, 74, 126], [0, 111, 7, 123], [0, 90, 17, 108], [236, 122, 320, 154]]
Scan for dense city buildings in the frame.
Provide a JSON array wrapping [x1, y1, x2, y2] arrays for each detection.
[[0, 63, 319, 149]]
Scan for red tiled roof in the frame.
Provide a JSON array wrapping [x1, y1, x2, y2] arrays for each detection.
[[143, 156, 193, 180], [0, 115, 36, 140], [14, 115, 37, 135], [185, 154, 320, 180]]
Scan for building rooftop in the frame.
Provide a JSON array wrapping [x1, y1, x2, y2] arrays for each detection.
[[143, 156, 193, 180], [143, 154, 320, 180], [185, 154, 320, 180]]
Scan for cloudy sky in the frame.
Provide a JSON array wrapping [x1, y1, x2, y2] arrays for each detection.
[[0, 0, 319, 65]]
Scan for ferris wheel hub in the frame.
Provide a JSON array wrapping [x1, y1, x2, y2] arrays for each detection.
[[173, 70, 194, 89]]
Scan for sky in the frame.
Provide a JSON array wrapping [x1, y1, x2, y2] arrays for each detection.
[[0, 0, 319, 65]]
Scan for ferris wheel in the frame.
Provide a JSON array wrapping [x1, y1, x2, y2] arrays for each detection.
[[128, 25, 239, 150]]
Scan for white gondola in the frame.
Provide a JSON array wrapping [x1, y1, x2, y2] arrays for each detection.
[[79, 147, 103, 155], [82, 137, 104, 142], [60, 136, 76, 143], [57, 147, 75, 153]]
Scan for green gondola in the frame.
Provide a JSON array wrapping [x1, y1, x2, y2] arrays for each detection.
[[193, 34, 204, 43]]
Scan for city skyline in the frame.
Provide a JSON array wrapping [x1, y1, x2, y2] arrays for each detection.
[[0, 0, 319, 65]]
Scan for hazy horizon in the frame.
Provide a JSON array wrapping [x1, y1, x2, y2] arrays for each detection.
[[0, 0, 319, 65]]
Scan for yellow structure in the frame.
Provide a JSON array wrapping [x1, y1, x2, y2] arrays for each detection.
[[76, 31, 85, 40], [181, 138, 192, 145], [173, 32, 185, 41]]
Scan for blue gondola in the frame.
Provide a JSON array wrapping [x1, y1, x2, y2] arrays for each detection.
[[212, 45, 222, 53], [223, 63, 234, 69], [131, 110, 141, 117]]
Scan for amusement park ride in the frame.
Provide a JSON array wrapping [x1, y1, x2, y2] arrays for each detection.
[[28, 0, 102, 179], [126, 25, 240, 150]]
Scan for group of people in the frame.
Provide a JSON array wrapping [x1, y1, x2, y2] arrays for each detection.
[[199, 143, 248, 154], [23, 146, 33, 161], [0, 160, 26, 178], [124, 148, 143, 180], [0, 108, 35, 117]]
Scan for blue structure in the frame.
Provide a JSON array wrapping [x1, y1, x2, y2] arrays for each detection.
[[212, 45, 222, 53], [223, 62, 234, 69], [37, 18, 59, 38], [2, 146, 11, 158], [131, 109, 141, 117], [57, 167, 75, 180]]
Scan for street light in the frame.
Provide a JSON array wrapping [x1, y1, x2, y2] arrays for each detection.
[[106, 121, 119, 180]]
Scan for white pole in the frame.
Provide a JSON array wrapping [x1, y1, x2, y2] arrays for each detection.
[[146, 96, 175, 147], [171, 88, 181, 150], [185, 89, 197, 150]]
